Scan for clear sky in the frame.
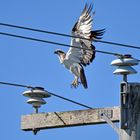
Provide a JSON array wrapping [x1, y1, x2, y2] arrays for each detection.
[[0, 0, 140, 140]]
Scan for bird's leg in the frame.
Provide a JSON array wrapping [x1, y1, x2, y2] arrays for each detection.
[[71, 79, 77, 88], [71, 77, 80, 88]]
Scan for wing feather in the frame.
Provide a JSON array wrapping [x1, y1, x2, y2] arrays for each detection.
[[66, 3, 104, 66]]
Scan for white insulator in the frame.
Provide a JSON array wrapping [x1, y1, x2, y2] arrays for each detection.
[[23, 87, 51, 98], [111, 57, 139, 66], [27, 97, 46, 107], [113, 66, 137, 75], [23, 87, 51, 113]]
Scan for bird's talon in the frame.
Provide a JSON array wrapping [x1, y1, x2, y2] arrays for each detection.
[[78, 82, 81, 85], [71, 84, 77, 88], [71, 80, 80, 88], [71, 84, 74, 88]]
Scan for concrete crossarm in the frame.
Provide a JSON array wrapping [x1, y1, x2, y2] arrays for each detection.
[[21, 106, 120, 131]]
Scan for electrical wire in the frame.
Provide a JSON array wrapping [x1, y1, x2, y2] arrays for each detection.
[[48, 91, 92, 109], [0, 31, 123, 57], [0, 81, 33, 88], [0, 81, 93, 109], [0, 22, 140, 50], [0, 25, 139, 110], [94, 40, 140, 50]]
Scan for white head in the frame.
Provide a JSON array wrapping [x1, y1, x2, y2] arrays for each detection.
[[54, 49, 66, 64]]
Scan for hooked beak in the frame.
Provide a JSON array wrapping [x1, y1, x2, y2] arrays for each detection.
[[54, 50, 58, 54]]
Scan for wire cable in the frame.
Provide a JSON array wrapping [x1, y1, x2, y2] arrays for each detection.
[[94, 40, 140, 50], [0, 81, 93, 109], [0, 31, 123, 57], [0, 22, 140, 50], [0, 81, 33, 88], [48, 91, 92, 109]]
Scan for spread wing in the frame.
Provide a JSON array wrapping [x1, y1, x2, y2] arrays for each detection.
[[65, 3, 96, 66]]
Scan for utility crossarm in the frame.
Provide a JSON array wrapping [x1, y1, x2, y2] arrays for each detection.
[[21, 106, 119, 132]]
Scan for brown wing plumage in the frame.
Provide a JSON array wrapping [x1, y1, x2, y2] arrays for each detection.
[[66, 3, 105, 67]]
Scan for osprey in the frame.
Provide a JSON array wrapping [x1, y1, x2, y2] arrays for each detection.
[[54, 3, 104, 89]]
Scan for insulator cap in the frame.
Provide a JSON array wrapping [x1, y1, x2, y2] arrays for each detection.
[[27, 97, 46, 107], [111, 56, 139, 66], [23, 87, 51, 98], [113, 66, 137, 75]]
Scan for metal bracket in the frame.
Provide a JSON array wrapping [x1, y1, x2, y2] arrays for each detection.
[[120, 82, 130, 129], [100, 113, 120, 135], [99, 109, 113, 118], [32, 128, 40, 135]]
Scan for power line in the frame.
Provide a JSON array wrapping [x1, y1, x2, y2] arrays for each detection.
[[48, 91, 92, 109], [0, 81, 92, 109], [0, 31, 123, 57], [0, 22, 140, 50], [0, 81, 32, 88], [94, 40, 140, 50]]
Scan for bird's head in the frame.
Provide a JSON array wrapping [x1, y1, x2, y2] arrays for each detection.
[[54, 49, 66, 64], [54, 49, 65, 56]]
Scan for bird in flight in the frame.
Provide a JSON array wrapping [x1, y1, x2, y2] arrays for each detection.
[[54, 3, 104, 89]]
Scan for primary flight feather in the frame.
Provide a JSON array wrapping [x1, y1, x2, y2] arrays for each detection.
[[54, 3, 105, 89]]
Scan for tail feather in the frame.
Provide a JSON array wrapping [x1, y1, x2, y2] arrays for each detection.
[[79, 65, 88, 89]]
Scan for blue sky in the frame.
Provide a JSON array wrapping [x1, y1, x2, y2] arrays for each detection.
[[0, 0, 140, 140]]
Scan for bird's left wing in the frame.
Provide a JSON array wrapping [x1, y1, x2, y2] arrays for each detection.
[[72, 3, 94, 39], [66, 3, 102, 66]]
